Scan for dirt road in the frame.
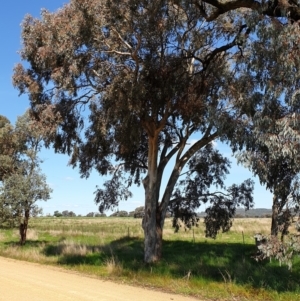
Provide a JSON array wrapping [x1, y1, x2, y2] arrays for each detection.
[[0, 256, 198, 301]]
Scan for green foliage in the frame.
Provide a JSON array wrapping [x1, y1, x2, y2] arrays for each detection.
[[254, 233, 300, 270], [237, 136, 300, 238], [0, 170, 51, 224], [0, 116, 20, 181], [0, 112, 52, 244], [54, 210, 63, 217], [170, 144, 254, 235]]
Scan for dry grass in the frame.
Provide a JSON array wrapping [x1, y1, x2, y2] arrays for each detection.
[[1, 244, 56, 263], [104, 254, 123, 275], [0, 231, 5, 242], [230, 218, 271, 234], [60, 240, 89, 256], [164, 218, 273, 243], [12, 229, 20, 239], [26, 229, 39, 240], [11, 229, 39, 241], [47, 230, 64, 236]]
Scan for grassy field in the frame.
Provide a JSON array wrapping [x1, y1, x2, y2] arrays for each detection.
[[0, 217, 299, 301]]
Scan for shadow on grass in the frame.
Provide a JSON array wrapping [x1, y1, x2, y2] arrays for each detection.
[[4, 240, 49, 248], [43, 236, 143, 266], [40, 236, 300, 293]]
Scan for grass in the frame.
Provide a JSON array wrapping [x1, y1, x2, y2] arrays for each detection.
[[0, 217, 300, 300]]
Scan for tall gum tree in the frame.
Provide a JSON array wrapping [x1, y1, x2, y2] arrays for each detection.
[[13, 0, 300, 262]]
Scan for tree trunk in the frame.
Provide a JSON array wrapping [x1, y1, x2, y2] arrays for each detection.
[[271, 195, 279, 237], [19, 210, 29, 245], [141, 126, 218, 262], [142, 133, 163, 263], [142, 200, 163, 263]]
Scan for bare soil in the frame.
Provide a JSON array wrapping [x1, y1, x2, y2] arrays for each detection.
[[0, 256, 199, 301]]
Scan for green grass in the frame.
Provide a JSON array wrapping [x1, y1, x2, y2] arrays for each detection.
[[0, 217, 299, 300]]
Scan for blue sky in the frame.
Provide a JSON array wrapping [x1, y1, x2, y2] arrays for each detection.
[[0, 1, 273, 216]]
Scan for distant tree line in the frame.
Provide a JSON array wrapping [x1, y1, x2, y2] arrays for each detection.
[[53, 206, 172, 218], [50, 207, 283, 219], [86, 212, 106, 217], [53, 210, 77, 217]]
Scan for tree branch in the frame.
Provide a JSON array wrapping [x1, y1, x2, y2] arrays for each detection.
[[111, 27, 133, 50], [194, 0, 300, 22]]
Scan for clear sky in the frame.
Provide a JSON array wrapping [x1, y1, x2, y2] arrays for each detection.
[[0, 1, 273, 216]]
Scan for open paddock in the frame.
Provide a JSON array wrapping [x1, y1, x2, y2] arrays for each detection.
[[0, 217, 299, 301]]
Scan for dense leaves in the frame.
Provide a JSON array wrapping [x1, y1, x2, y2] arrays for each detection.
[[0, 170, 50, 225], [169, 145, 254, 237], [204, 179, 254, 238], [94, 169, 133, 213]]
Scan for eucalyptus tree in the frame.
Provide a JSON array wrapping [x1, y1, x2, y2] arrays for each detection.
[[237, 102, 300, 239], [0, 168, 51, 244], [0, 112, 52, 244], [12, 0, 300, 262]]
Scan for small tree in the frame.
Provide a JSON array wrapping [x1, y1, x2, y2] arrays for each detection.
[[61, 210, 70, 217], [0, 112, 52, 244], [68, 211, 76, 217], [54, 210, 63, 217], [0, 169, 51, 244]]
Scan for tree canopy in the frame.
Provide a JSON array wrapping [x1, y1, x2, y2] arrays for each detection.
[[13, 0, 300, 262]]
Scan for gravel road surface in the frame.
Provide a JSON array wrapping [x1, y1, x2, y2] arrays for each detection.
[[0, 256, 199, 301]]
